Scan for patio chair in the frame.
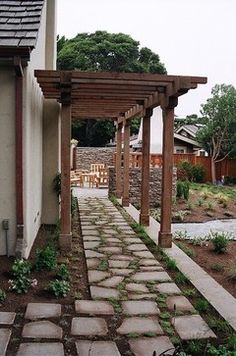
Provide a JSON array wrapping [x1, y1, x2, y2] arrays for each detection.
[[97, 167, 109, 188]]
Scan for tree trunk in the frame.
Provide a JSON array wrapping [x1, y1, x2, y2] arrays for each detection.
[[211, 157, 217, 184]]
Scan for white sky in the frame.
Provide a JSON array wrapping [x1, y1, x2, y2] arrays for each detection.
[[57, 0, 236, 117]]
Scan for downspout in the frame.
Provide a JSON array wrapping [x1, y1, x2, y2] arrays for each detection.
[[14, 56, 24, 258]]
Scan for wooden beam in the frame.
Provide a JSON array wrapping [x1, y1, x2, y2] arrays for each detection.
[[158, 97, 177, 247], [115, 120, 123, 198], [59, 72, 72, 251], [122, 120, 130, 207], [139, 109, 152, 225]]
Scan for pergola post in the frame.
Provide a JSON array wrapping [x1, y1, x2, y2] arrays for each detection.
[[122, 120, 130, 207], [139, 109, 152, 226], [159, 97, 178, 248], [115, 120, 123, 198], [59, 73, 72, 251]]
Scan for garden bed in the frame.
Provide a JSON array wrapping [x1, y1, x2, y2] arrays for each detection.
[[0, 208, 89, 312], [175, 239, 236, 299]]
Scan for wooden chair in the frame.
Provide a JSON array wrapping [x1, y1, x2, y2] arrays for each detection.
[[97, 167, 109, 188], [70, 170, 83, 187], [90, 163, 105, 177]]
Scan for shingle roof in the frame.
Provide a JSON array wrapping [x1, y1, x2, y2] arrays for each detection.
[[0, 0, 45, 48]]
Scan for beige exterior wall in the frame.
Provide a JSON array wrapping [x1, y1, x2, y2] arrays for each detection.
[[42, 100, 60, 224], [0, 68, 16, 256], [22, 4, 46, 258], [42, 0, 60, 226]]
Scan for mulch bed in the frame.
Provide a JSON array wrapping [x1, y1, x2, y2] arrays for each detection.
[[177, 240, 236, 298], [0, 208, 89, 313]]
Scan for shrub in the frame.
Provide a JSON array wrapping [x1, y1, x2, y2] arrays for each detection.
[[0, 289, 6, 303], [9, 259, 33, 294], [35, 245, 57, 272], [176, 180, 190, 200], [166, 257, 177, 270], [11, 259, 31, 278], [56, 264, 70, 281], [192, 164, 205, 183], [178, 160, 193, 181], [210, 263, 223, 272], [47, 280, 70, 298], [71, 194, 77, 217], [210, 231, 230, 253], [224, 176, 236, 186]]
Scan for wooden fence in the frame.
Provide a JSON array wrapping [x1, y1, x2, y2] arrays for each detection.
[[113, 152, 236, 182]]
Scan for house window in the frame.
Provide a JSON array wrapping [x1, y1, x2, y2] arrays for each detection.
[[175, 146, 186, 154], [199, 150, 206, 157]]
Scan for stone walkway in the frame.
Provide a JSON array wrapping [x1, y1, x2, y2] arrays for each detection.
[[1, 197, 217, 355]]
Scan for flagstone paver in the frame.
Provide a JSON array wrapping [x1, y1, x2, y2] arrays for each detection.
[[122, 301, 160, 315], [0, 329, 11, 355], [22, 321, 62, 339], [126, 283, 149, 293], [88, 270, 110, 283], [0, 312, 16, 325], [75, 340, 121, 356], [98, 276, 124, 288], [17, 343, 64, 356], [85, 250, 105, 258], [166, 296, 196, 312], [75, 300, 114, 315], [139, 259, 161, 266], [117, 317, 163, 335], [90, 286, 119, 299], [172, 315, 216, 340], [156, 283, 182, 295], [129, 336, 175, 356], [132, 271, 172, 282], [108, 260, 130, 268], [128, 293, 157, 300], [24, 303, 61, 320], [71, 317, 108, 336]]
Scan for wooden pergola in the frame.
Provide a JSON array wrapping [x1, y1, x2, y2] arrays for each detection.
[[35, 70, 207, 250]]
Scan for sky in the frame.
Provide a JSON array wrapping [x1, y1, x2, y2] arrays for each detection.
[[57, 0, 236, 117]]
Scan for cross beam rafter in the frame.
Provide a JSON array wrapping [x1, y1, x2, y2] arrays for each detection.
[[35, 70, 207, 120]]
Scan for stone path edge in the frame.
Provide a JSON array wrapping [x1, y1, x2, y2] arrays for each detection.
[[120, 200, 236, 332]]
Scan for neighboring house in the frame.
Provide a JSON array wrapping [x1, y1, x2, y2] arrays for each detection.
[[0, 0, 59, 258], [136, 113, 207, 156], [174, 124, 207, 156]]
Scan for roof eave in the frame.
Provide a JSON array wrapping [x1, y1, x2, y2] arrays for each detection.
[[0, 46, 31, 64]]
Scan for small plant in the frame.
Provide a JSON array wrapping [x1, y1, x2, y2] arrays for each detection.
[[210, 262, 224, 272], [206, 201, 215, 211], [98, 259, 108, 271], [172, 210, 187, 222], [166, 257, 177, 270], [210, 231, 230, 254], [175, 272, 188, 284], [227, 262, 236, 281], [47, 280, 70, 298], [35, 245, 57, 271], [182, 288, 197, 297], [207, 316, 232, 334], [0, 289, 6, 303], [56, 264, 70, 281], [197, 198, 204, 207], [194, 298, 209, 313]]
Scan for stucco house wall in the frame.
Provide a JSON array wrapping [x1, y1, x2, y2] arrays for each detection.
[[0, 68, 16, 256], [0, 0, 59, 258]]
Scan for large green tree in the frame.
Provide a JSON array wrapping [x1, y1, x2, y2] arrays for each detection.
[[196, 84, 236, 183], [57, 31, 166, 146]]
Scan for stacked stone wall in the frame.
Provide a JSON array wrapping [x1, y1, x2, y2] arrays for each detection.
[[108, 167, 176, 208], [75, 147, 115, 171]]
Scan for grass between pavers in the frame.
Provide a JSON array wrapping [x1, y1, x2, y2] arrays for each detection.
[[110, 195, 236, 354]]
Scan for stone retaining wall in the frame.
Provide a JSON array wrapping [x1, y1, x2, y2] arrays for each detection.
[[108, 166, 176, 208], [75, 147, 115, 171]]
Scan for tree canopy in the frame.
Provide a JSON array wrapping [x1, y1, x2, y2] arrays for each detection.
[[57, 31, 167, 146], [196, 84, 236, 183]]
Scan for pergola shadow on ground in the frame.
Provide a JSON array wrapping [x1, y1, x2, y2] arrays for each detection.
[[35, 70, 207, 251]]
